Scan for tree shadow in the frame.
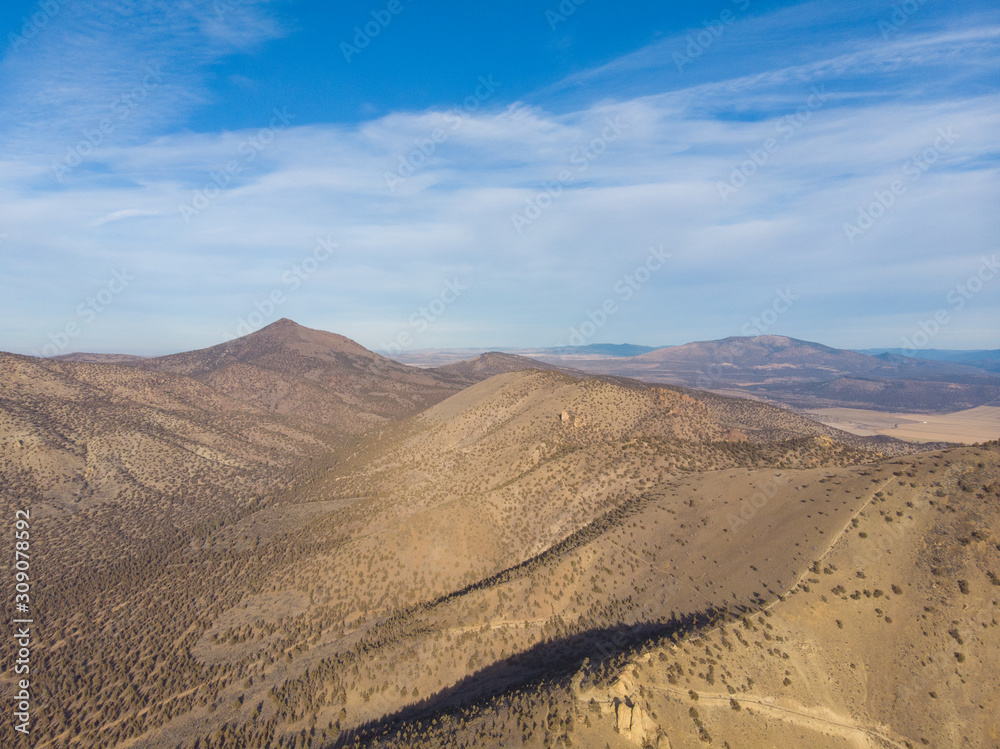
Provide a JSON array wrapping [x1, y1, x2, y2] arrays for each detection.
[[329, 605, 733, 748]]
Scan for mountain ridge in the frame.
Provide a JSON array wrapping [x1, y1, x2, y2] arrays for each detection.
[[134, 318, 472, 430]]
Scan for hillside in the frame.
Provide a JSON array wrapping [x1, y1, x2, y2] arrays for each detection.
[[0, 324, 988, 749], [431, 351, 564, 381], [50, 353, 149, 364], [141, 319, 471, 430], [0, 351, 328, 514], [0, 350, 350, 748], [340, 441, 1000, 749], [0, 363, 933, 749]]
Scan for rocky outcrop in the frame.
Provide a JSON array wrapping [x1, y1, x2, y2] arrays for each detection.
[[609, 672, 668, 747]]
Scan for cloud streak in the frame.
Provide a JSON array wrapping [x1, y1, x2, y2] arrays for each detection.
[[0, 0, 286, 159], [0, 2, 998, 355]]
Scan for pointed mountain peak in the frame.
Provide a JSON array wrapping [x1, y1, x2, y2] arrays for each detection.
[[233, 318, 373, 357]]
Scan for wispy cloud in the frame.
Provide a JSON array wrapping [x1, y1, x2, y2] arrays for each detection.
[[0, 0, 287, 159], [0, 2, 998, 354], [88, 208, 164, 227]]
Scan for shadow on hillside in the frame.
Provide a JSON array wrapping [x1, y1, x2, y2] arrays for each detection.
[[329, 606, 730, 748]]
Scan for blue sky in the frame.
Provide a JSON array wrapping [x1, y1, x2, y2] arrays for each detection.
[[0, 0, 998, 356]]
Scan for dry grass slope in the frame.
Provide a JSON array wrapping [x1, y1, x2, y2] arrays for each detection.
[[0, 328, 988, 749]]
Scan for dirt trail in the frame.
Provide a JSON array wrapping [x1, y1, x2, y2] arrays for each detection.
[[643, 681, 908, 749], [579, 473, 909, 749], [445, 617, 549, 635]]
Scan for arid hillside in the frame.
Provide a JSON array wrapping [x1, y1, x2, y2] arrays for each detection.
[[50, 353, 149, 364], [0, 324, 990, 749], [0, 348, 349, 748], [141, 318, 471, 430], [0, 350, 329, 515], [431, 351, 564, 381], [0, 360, 932, 749], [340, 442, 1000, 749]]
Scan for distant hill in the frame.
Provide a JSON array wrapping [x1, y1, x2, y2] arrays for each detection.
[[858, 347, 1000, 361], [387, 342, 662, 368], [597, 335, 991, 381], [527, 335, 1000, 413], [140, 318, 471, 430], [859, 347, 1000, 373], [771, 376, 1000, 412], [431, 351, 564, 380], [50, 352, 148, 364]]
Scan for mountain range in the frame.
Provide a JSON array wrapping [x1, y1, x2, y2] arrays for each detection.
[[392, 334, 1000, 413], [1, 320, 997, 748]]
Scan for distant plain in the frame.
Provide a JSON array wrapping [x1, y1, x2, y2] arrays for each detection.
[[808, 405, 1000, 444]]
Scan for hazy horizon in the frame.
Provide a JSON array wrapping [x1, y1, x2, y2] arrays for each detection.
[[20, 320, 1000, 361]]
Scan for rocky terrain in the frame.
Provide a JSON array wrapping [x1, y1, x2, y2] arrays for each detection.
[[0, 321, 994, 749]]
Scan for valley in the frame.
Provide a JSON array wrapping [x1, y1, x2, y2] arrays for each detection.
[[809, 406, 1000, 445]]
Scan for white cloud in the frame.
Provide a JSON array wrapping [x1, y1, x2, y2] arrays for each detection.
[[89, 208, 164, 227], [0, 0, 287, 159], [1, 3, 998, 354]]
